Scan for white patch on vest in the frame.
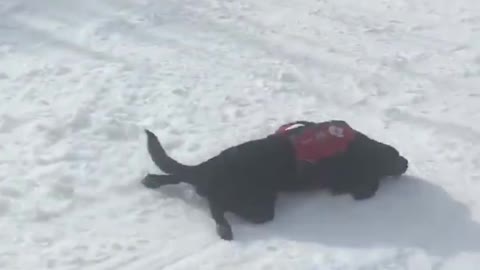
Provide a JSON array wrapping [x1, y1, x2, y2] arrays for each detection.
[[284, 123, 305, 131], [328, 125, 344, 138]]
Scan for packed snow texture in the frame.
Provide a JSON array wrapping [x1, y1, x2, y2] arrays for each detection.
[[1, 0, 480, 269]]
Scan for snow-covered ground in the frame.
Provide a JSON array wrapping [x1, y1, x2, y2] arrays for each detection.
[[1, 0, 480, 269]]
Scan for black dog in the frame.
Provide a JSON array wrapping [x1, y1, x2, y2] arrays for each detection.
[[142, 120, 408, 240]]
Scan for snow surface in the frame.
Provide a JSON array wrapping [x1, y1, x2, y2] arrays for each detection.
[[1, 0, 480, 269]]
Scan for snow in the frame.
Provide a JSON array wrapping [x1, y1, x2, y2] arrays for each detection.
[[1, 0, 480, 269]]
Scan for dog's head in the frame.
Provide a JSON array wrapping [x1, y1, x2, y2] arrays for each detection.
[[351, 133, 409, 178], [371, 143, 409, 178]]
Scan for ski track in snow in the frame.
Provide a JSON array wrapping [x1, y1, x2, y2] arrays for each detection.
[[1, 0, 480, 269]]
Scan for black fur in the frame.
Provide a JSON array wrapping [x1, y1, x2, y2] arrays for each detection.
[[142, 122, 408, 240]]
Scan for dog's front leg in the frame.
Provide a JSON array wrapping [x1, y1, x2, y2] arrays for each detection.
[[351, 178, 379, 200]]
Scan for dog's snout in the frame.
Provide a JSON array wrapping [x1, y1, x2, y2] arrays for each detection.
[[400, 156, 408, 167], [395, 156, 408, 175]]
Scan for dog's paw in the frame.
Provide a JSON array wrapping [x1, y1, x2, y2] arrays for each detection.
[[216, 224, 233, 241], [351, 179, 379, 201], [141, 174, 163, 189]]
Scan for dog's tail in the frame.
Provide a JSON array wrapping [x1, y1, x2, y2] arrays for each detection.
[[144, 129, 195, 176]]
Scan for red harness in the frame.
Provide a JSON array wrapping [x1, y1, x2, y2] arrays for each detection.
[[275, 121, 356, 163]]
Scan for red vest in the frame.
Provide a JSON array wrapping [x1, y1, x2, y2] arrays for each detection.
[[275, 121, 356, 163]]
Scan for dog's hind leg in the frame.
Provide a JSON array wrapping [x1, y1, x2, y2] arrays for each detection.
[[141, 174, 182, 189], [208, 198, 233, 240]]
